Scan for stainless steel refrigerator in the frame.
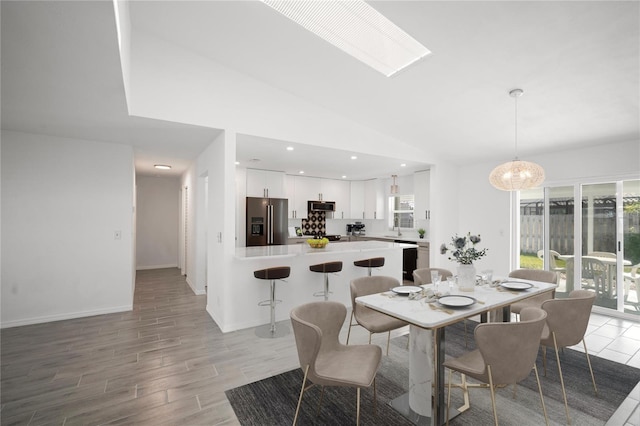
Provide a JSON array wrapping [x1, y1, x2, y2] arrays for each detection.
[[246, 197, 289, 246]]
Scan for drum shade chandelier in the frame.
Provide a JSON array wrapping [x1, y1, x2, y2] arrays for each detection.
[[390, 175, 399, 194], [489, 89, 545, 191]]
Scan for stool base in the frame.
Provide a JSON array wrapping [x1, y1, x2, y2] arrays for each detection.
[[255, 322, 290, 338]]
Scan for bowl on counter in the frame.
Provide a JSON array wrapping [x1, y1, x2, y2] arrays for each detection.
[[307, 238, 329, 248]]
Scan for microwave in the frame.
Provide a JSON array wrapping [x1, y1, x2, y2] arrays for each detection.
[[308, 201, 336, 212]]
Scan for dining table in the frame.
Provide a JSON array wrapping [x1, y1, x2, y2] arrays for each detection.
[[356, 277, 557, 426], [559, 254, 631, 296]]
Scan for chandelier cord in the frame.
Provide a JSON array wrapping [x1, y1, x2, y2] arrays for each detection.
[[514, 94, 519, 160]]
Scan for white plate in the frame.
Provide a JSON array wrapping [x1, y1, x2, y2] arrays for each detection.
[[500, 281, 533, 290], [391, 286, 422, 295], [438, 295, 476, 307]]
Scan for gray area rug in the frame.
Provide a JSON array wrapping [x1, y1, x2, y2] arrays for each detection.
[[226, 321, 640, 425]]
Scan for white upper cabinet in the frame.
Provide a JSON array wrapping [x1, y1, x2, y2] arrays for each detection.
[[364, 179, 385, 220], [414, 170, 431, 221], [320, 179, 351, 219], [284, 175, 322, 219], [350, 181, 365, 220], [246, 169, 285, 198]]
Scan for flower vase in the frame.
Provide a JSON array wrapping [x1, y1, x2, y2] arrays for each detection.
[[457, 264, 476, 292]]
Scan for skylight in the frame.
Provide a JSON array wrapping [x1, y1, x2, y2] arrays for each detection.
[[261, 0, 430, 77]]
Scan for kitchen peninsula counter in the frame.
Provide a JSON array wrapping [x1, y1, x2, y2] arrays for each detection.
[[235, 240, 417, 260], [223, 241, 409, 333]]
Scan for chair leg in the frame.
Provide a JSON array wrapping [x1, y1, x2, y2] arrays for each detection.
[[463, 320, 468, 349], [487, 365, 499, 426], [346, 311, 354, 345], [386, 331, 391, 356], [446, 369, 453, 426], [293, 365, 310, 426], [373, 378, 378, 416], [460, 374, 470, 412], [533, 364, 550, 426], [368, 332, 372, 344], [316, 386, 325, 417], [541, 345, 547, 376], [356, 387, 361, 426], [553, 333, 571, 425], [583, 339, 598, 395]]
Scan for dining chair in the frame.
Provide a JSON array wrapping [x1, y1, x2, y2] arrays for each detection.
[[412, 267, 453, 284], [582, 257, 608, 297], [540, 289, 597, 424], [290, 301, 382, 426], [443, 307, 549, 426], [347, 276, 408, 355], [623, 263, 640, 311], [509, 268, 557, 319]]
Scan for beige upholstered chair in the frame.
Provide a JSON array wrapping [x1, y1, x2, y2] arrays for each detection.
[[290, 301, 382, 425], [443, 307, 549, 426], [540, 289, 597, 424], [346, 276, 408, 355], [412, 267, 453, 285], [509, 269, 558, 317]]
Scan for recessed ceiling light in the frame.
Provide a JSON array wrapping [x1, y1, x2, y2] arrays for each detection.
[[154, 164, 171, 170], [299, 170, 305, 174], [351, 156, 358, 160], [342, 175, 347, 179], [286, 146, 294, 151], [400, 163, 406, 167], [261, 0, 430, 77], [235, 161, 240, 165]]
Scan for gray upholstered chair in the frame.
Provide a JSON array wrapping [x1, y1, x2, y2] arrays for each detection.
[[412, 267, 453, 285], [509, 268, 558, 317], [443, 307, 549, 426], [540, 289, 597, 424], [346, 276, 408, 355], [290, 301, 382, 425]]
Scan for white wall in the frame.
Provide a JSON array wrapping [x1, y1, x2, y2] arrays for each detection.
[[456, 139, 640, 276], [1, 131, 135, 327], [135, 176, 180, 269]]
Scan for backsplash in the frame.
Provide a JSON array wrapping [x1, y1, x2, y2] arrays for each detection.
[[301, 211, 326, 235]]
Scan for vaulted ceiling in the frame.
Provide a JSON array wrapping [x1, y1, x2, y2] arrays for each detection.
[[2, 1, 638, 179]]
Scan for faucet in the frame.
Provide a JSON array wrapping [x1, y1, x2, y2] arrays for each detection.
[[394, 217, 402, 236]]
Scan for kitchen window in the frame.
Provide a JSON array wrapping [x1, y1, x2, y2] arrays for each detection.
[[388, 194, 414, 230]]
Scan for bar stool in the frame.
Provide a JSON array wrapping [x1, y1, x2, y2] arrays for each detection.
[[254, 266, 291, 338], [353, 257, 385, 276], [309, 261, 343, 301]]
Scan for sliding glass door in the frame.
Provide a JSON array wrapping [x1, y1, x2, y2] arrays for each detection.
[[519, 178, 639, 316]]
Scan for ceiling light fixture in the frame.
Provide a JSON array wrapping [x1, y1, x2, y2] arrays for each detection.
[[286, 146, 294, 151], [489, 89, 545, 191], [154, 164, 171, 170], [261, 0, 430, 77], [390, 174, 399, 194], [351, 156, 357, 160]]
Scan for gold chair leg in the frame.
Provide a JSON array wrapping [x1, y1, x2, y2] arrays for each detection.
[[487, 365, 499, 426], [293, 365, 309, 426], [553, 333, 571, 425], [356, 387, 361, 426], [459, 374, 470, 412], [373, 378, 378, 416], [542, 345, 547, 376], [346, 311, 354, 345], [533, 364, 549, 426], [368, 332, 372, 344], [464, 320, 468, 349], [583, 340, 598, 395], [386, 331, 391, 356], [446, 369, 452, 426]]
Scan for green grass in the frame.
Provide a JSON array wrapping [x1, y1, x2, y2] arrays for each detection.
[[519, 253, 567, 269]]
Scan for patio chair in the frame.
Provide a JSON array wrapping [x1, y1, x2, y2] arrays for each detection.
[[536, 249, 566, 282], [624, 264, 640, 311], [582, 257, 608, 297]]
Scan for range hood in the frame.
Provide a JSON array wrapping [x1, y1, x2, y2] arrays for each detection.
[[308, 201, 336, 212]]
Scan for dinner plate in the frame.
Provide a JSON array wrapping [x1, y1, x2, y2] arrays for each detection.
[[391, 286, 422, 295], [500, 281, 533, 291], [438, 295, 476, 308]]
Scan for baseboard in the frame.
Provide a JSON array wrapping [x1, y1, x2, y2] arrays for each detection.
[[136, 263, 178, 270], [185, 276, 206, 295], [0, 305, 133, 329]]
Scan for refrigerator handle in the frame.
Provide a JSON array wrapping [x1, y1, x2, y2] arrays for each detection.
[[267, 204, 274, 245]]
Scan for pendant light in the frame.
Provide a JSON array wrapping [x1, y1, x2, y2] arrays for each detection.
[[390, 175, 399, 194], [489, 89, 545, 191]]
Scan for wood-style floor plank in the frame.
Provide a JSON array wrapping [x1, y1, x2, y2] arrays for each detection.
[[0, 267, 387, 425]]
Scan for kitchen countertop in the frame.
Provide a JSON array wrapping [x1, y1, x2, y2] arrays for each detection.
[[236, 240, 417, 259], [354, 234, 430, 244]]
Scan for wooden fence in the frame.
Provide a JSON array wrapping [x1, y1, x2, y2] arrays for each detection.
[[521, 214, 639, 255]]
